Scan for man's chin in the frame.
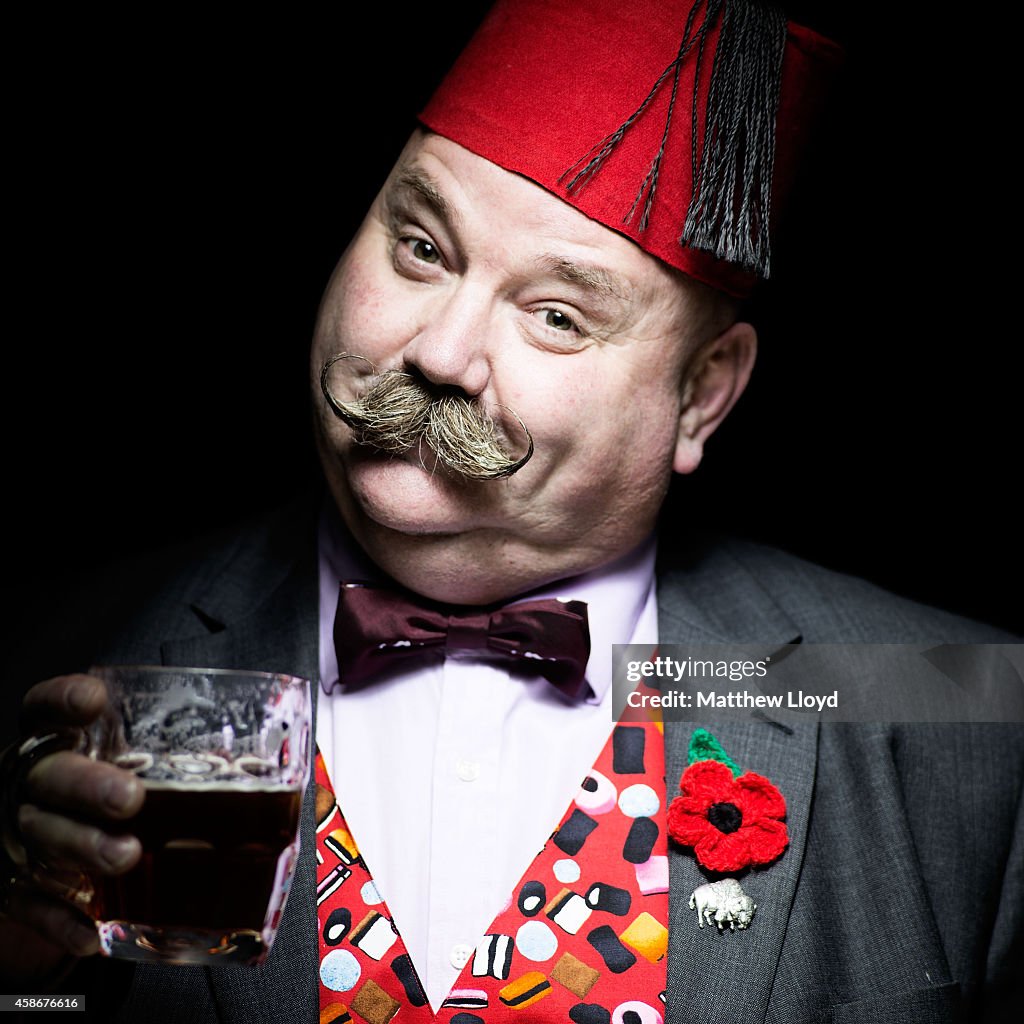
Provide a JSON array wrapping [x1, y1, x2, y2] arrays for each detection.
[[337, 470, 514, 603], [342, 456, 490, 537]]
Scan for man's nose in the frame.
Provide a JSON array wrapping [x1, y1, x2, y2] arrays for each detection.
[[400, 285, 494, 398]]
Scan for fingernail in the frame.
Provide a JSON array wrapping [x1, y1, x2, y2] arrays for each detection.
[[98, 835, 138, 870], [101, 775, 139, 813], [67, 680, 100, 715], [69, 921, 99, 956]]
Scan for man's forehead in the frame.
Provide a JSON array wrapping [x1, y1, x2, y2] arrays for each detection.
[[389, 162, 461, 230], [382, 136, 689, 317]]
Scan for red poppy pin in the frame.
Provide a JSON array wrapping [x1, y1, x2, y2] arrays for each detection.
[[667, 729, 788, 874]]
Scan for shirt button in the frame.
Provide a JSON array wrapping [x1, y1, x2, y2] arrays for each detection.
[[450, 942, 474, 969], [456, 759, 480, 782]]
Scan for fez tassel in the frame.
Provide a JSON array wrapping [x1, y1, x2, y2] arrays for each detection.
[[681, 0, 787, 276], [562, 0, 788, 277]]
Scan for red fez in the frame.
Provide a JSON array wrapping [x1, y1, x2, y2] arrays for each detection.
[[420, 0, 842, 297]]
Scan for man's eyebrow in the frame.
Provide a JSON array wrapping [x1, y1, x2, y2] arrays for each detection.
[[389, 166, 460, 227], [534, 254, 629, 307], [385, 174, 629, 308]]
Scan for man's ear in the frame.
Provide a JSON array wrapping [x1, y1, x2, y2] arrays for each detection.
[[674, 321, 757, 475]]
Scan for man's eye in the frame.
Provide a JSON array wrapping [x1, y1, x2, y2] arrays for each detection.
[[535, 308, 577, 332], [405, 238, 440, 264]]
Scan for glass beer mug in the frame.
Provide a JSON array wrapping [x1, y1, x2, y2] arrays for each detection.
[[79, 666, 311, 966]]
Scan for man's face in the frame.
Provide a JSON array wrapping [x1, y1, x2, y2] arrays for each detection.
[[312, 131, 741, 604]]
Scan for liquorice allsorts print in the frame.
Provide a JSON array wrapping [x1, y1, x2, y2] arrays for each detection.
[[316, 719, 668, 1022]]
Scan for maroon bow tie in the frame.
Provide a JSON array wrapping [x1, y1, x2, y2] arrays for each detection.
[[333, 581, 592, 701]]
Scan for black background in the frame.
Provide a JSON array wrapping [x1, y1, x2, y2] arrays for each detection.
[[6, 1, 1021, 678]]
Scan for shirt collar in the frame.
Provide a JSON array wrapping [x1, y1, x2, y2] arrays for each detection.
[[318, 499, 657, 704]]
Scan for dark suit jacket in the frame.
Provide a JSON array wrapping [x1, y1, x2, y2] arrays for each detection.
[[44, 499, 1023, 1023]]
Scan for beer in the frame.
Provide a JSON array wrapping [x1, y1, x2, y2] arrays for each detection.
[[92, 781, 302, 956]]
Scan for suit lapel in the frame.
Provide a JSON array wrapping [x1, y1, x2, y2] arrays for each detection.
[[658, 540, 817, 1024], [160, 518, 321, 1024]]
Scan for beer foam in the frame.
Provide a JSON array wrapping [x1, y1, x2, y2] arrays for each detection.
[[114, 751, 303, 789], [138, 776, 301, 793]]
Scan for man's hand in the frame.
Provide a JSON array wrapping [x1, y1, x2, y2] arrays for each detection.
[[1, 674, 144, 972]]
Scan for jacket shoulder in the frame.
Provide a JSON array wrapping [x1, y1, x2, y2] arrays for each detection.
[[10, 494, 320, 688], [106, 494, 320, 661], [657, 534, 1017, 643]]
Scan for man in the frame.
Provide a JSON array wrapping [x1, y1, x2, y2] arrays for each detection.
[[1, 1, 1020, 1022]]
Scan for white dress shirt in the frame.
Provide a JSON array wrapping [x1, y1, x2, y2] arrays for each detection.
[[316, 506, 659, 1009]]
